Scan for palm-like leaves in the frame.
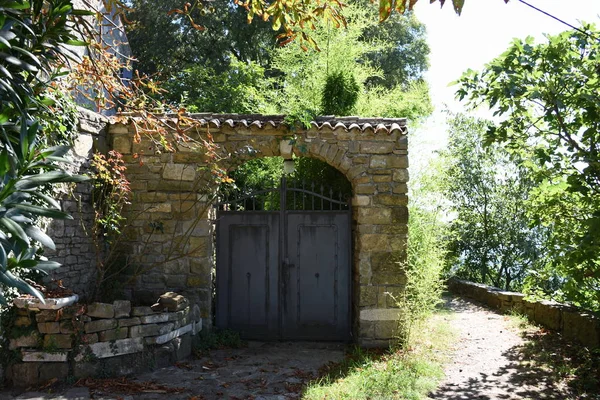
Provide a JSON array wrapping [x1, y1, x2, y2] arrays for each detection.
[[0, 0, 92, 304]]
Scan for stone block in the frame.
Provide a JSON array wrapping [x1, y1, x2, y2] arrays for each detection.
[[99, 327, 129, 342], [9, 332, 40, 350], [130, 324, 161, 338], [38, 322, 60, 334], [73, 361, 99, 379], [140, 313, 169, 324], [132, 306, 154, 316], [81, 333, 99, 345], [39, 362, 69, 383], [534, 300, 562, 331], [360, 142, 394, 154], [359, 234, 391, 252], [76, 338, 144, 360], [158, 322, 175, 335], [562, 310, 600, 348], [370, 252, 406, 285], [44, 334, 72, 349], [9, 362, 40, 387], [14, 316, 33, 327], [84, 319, 117, 333], [162, 163, 196, 181], [352, 195, 370, 207], [112, 135, 131, 154], [113, 300, 132, 318], [87, 302, 115, 319], [22, 351, 68, 362], [118, 317, 141, 327], [173, 334, 193, 361], [60, 319, 84, 334], [375, 320, 397, 339], [357, 207, 391, 225], [373, 194, 408, 206], [360, 286, 378, 307], [151, 292, 189, 312], [359, 320, 375, 338]]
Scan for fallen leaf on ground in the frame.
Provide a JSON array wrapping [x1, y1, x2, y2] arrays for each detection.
[[76, 377, 186, 395]]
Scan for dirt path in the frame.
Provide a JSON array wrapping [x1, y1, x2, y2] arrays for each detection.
[[431, 296, 572, 400]]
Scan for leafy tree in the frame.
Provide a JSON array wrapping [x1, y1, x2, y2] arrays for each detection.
[[361, 8, 429, 89], [126, 0, 275, 77], [172, 0, 496, 50], [441, 114, 547, 291], [125, 0, 277, 112], [264, 4, 432, 122], [457, 26, 600, 308], [0, 0, 90, 303]]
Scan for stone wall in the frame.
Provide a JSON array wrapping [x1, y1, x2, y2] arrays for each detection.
[[448, 278, 600, 348], [109, 114, 410, 346], [6, 293, 201, 387], [44, 108, 109, 300]]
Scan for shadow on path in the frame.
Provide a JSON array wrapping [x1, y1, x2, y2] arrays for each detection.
[[430, 296, 600, 400]]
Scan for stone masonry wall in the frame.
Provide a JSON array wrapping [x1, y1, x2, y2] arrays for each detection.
[[448, 278, 600, 348], [6, 293, 201, 387], [44, 108, 109, 300], [109, 115, 410, 346]]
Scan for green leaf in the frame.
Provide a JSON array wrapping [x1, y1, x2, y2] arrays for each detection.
[[24, 225, 55, 249], [12, 203, 71, 219], [15, 171, 88, 190], [0, 244, 7, 269], [71, 9, 95, 16], [1, 2, 31, 11], [0, 216, 29, 244], [64, 39, 88, 46], [0, 269, 44, 302]]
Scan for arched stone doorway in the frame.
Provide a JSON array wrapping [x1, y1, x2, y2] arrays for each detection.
[[109, 114, 409, 347], [214, 157, 353, 341]]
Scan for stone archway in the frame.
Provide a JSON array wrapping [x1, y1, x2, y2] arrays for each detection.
[[109, 114, 409, 347]]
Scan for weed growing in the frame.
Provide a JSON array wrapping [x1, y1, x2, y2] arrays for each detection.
[[193, 328, 244, 356]]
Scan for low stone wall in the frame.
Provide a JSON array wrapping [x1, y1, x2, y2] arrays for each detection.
[[5, 294, 201, 387], [448, 278, 600, 348]]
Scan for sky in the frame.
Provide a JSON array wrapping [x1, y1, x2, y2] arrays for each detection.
[[408, 0, 600, 171]]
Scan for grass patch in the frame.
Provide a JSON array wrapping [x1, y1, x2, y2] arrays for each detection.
[[302, 312, 456, 400]]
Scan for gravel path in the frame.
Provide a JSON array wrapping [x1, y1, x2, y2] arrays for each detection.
[[430, 296, 571, 400]]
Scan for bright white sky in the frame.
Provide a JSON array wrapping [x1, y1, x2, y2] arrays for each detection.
[[409, 0, 600, 171]]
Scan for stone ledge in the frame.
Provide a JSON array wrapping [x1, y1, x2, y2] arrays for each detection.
[[22, 351, 68, 363], [448, 278, 600, 349], [75, 337, 144, 361]]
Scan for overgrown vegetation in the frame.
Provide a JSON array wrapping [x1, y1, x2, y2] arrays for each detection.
[[0, 0, 91, 304], [441, 114, 548, 292], [393, 158, 447, 347], [449, 25, 600, 311], [302, 312, 455, 400], [193, 328, 244, 355]]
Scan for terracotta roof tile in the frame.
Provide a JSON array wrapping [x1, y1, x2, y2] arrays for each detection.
[[185, 113, 407, 135]]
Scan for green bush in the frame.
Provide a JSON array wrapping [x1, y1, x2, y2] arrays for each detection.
[[321, 71, 360, 116]]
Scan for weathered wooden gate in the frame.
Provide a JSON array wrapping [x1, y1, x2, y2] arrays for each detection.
[[215, 177, 352, 341]]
